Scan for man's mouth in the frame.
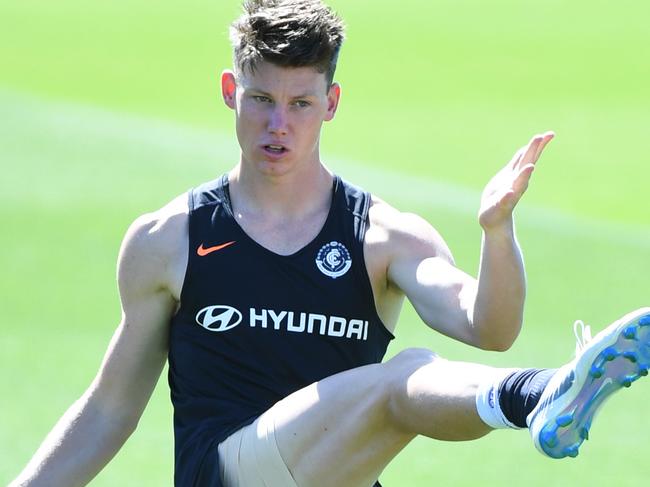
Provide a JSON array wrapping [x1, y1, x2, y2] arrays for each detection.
[[264, 144, 287, 154]]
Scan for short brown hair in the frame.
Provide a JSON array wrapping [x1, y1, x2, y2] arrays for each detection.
[[230, 0, 345, 86]]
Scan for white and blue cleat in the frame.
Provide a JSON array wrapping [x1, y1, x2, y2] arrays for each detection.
[[527, 307, 650, 459]]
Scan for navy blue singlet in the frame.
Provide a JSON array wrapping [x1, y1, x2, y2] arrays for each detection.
[[168, 174, 394, 486]]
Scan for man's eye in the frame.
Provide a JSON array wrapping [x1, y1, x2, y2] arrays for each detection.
[[294, 100, 310, 108], [253, 96, 271, 103]]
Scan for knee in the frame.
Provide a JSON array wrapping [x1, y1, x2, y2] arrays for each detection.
[[383, 348, 440, 421], [386, 348, 439, 375]]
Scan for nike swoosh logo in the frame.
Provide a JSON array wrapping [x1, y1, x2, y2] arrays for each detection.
[[197, 241, 236, 256]]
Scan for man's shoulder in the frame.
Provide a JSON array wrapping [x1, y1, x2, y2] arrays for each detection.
[[129, 193, 189, 250], [118, 193, 189, 288], [367, 196, 424, 237], [366, 196, 453, 263]]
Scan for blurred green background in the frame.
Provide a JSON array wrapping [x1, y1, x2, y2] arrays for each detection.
[[1, 0, 648, 485]]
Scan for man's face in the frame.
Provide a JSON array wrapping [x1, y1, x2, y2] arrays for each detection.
[[222, 61, 340, 177]]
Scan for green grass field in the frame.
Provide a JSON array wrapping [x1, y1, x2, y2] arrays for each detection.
[[1, 1, 649, 485]]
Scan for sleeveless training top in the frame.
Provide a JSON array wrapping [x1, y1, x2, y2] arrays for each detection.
[[168, 174, 394, 486]]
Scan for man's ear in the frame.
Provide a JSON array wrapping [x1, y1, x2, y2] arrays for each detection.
[[324, 82, 341, 122], [221, 70, 237, 109]]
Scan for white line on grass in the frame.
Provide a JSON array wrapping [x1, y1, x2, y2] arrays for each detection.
[[1, 88, 649, 249]]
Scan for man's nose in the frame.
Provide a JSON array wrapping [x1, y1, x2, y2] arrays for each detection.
[[268, 106, 289, 136]]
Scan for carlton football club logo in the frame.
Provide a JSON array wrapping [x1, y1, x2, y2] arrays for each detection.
[[315, 241, 352, 279]]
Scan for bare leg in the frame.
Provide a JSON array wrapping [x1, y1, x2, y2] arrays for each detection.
[[269, 348, 505, 487]]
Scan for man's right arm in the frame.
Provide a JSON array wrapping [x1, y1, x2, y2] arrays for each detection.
[[10, 208, 183, 487]]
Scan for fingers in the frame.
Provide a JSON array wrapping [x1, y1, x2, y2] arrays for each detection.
[[512, 131, 555, 170], [519, 136, 542, 168], [485, 131, 555, 220], [512, 163, 535, 195], [532, 131, 555, 161], [508, 147, 525, 169]]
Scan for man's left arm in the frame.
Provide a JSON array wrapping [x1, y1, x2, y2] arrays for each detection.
[[384, 132, 554, 351], [471, 131, 554, 350]]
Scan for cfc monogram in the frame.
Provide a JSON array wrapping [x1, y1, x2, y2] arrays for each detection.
[[315, 241, 352, 278], [195, 305, 369, 341]]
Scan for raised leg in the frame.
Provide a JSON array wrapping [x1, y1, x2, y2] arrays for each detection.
[[259, 308, 650, 486], [269, 348, 501, 487]]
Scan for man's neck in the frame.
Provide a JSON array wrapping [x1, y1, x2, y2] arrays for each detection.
[[228, 160, 334, 221]]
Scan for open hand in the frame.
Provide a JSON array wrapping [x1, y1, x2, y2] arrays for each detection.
[[478, 132, 554, 230]]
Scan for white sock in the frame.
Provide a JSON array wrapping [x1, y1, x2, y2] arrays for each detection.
[[475, 368, 522, 430]]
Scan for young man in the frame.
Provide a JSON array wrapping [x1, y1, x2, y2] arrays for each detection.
[[11, 1, 650, 486]]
